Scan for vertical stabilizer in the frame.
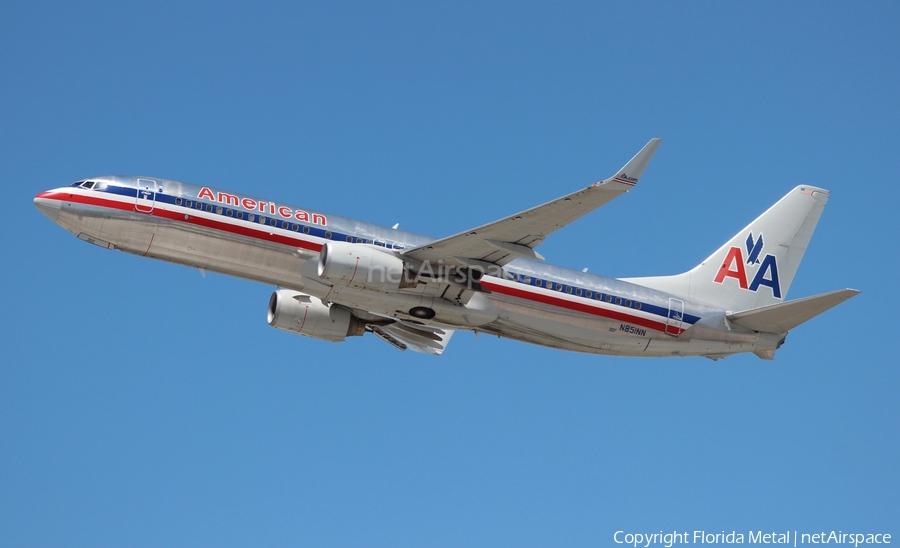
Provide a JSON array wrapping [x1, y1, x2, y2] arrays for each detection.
[[622, 186, 830, 311]]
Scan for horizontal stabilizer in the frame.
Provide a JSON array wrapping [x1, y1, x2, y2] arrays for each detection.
[[727, 289, 860, 333]]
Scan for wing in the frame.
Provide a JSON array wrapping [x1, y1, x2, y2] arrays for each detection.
[[402, 139, 661, 267]]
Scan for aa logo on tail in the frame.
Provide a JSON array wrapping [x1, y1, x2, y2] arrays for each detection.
[[713, 232, 782, 298]]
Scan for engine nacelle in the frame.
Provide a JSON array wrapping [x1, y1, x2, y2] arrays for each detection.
[[317, 241, 412, 292], [267, 289, 365, 342]]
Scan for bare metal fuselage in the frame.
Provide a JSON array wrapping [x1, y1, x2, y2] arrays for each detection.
[[35, 175, 781, 358]]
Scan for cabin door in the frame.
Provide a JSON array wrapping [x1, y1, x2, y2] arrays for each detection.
[[135, 178, 157, 213], [665, 298, 684, 336]]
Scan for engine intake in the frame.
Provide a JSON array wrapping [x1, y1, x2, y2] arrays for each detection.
[[267, 289, 365, 342]]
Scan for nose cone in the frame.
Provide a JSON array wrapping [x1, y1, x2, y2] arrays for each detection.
[[34, 191, 61, 223]]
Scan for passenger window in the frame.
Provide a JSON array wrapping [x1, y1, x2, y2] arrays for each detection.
[[346, 236, 352, 242], [624, 300, 631, 307], [175, 198, 182, 206], [247, 214, 255, 222], [226, 209, 233, 217], [325, 231, 332, 239], [575, 288, 582, 296], [635, 302, 642, 310], [259, 216, 266, 224], [205, 204, 213, 212], [185, 200, 192, 208], [606, 295, 613, 303], [216, 207, 223, 214], [235, 211, 243, 220], [303, 226, 310, 234], [195, 202, 203, 210], [270, 218, 278, 227], [566, 286, 573, 294], [616, 297, 622, 305]]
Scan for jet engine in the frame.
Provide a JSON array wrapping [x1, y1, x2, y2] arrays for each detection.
[[317, 241, 415, 292], [267, 289, 365, 342]]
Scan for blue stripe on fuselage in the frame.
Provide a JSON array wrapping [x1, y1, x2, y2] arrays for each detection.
[[88, 182, 703, 326]]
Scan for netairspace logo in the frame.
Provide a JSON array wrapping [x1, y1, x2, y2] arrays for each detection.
[[613, 530, 891, 548]]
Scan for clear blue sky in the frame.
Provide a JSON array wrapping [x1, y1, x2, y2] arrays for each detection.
[[2, 1, 897, 545]]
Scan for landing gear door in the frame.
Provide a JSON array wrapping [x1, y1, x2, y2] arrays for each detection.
[[666, 298, 684, 336], [135, 178, 157, 213]]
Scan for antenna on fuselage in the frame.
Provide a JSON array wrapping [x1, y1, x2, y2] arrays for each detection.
[[392, 223, 399, 230]]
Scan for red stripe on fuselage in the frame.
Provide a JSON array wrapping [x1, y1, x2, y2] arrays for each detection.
[[480, 279, 683, 335], [42, 190, 681, 335], [39, 191, 324, 253]]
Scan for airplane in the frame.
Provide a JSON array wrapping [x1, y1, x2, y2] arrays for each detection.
[[33, 139, 859, 359]]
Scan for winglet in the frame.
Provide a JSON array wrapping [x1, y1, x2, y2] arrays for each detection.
[[604, 138, 661, 188]]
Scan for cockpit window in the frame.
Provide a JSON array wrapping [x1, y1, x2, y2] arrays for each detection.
[[70, 180, 105, 190]]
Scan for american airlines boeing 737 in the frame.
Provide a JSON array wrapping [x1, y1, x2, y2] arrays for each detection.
[[33, 139, 858, 358]]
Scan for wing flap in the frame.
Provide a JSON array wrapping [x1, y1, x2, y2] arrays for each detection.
[[370, 322, 455, 355]]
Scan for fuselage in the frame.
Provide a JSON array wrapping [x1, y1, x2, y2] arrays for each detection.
[[34, 175, 780, 358]]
